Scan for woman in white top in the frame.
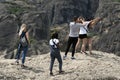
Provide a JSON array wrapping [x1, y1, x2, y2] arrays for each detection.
[[63, 16, 84, 59], [76, 17, 100, 54]]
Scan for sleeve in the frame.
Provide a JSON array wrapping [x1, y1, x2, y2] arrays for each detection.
[[84, 21, 91, 28], [85, 21, 91, 25], [55, 39, 59, 44]]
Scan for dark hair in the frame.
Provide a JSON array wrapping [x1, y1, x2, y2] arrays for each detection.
[[51, 32, 58, 39], [73, 16, 78, 21]]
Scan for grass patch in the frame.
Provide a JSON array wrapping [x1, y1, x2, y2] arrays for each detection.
[[8, 6, 24, 14]]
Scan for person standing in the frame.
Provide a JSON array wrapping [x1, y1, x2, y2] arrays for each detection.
[[15, 23, 30, 67], [86, 18, 101, 54], [63, 16, 84, 60], [75, 17, 100, 54], [49, 32, 64, 76]]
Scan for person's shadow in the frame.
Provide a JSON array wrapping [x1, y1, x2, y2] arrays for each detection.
[[87, 52, 104, 59], [21, 65, 45, 73]]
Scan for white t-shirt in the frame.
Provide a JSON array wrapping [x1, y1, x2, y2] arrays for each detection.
[[79, 21, 91, 34], [69, 22, 84, 37], [49, 38, 59, 48]]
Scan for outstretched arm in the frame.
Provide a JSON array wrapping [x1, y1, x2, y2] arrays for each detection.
[[89, 17, 101, 28]]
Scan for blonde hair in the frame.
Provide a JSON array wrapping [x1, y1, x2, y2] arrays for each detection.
[[19, 24, 27, 36]]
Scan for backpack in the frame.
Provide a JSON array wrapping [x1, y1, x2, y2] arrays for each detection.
[[20, 31, 28, 47]]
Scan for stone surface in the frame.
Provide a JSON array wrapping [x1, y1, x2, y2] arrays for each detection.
[[0, 51, 120, 80]]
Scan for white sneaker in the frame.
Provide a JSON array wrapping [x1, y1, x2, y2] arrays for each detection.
[[71, 57, 76, 60], [63, 55, 67, 60]]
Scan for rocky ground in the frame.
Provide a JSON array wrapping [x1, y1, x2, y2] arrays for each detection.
[[0, 51, 120, 80]]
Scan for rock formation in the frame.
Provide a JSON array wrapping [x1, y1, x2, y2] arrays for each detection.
[[0, 0, 99, 58], [93, 0, 120, 55]]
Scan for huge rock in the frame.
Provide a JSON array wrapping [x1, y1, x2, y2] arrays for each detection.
[[93, 0, 120, 55], [0, 0, 100, 58], [40, 0, 99, 24], [0, 1, 50, 58]]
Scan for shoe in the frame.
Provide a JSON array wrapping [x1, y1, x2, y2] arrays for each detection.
[[84, 52, 88, 55], [80, 51, 84, 54], [81, 51, 87, 55], [71, 57, 75, 60], [15, 60, 19, 65], [89, 52, 93, 55], [63, 55, 67, 60], [21, 64, 25, 68], [50, 72, 53, 76], [59, 71, 65, 74]]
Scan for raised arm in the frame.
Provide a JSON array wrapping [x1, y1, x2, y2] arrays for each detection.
[[89, 17, 101, 28]]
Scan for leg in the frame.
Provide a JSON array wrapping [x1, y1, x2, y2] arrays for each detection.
[[81, 38, 87, 53], [88, 38, 93, 54], [16, 44, 22, 63], [21, 46, 28, 65], [65, 37, 72, 56], [72, 37, 78, 57], [75, 38, 81, 52], [50, 54, 55, 74], [56, 53, 63, 72]]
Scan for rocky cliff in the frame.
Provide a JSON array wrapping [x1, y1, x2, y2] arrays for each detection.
[[0, 0, 99, 58], [93, 0, 120, 55], [40, 0, 99, 24], [0, 0, 50, 58], [0, 0, 119, 58]]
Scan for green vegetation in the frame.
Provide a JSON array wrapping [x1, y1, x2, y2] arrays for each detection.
[[8, 6, 24, 15], [29, 37, 37, 44], [112, 0, 120, 2]]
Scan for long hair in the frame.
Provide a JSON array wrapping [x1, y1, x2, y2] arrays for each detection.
[[19, 24, 27, 36]]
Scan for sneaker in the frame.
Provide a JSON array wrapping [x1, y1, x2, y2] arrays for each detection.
[[84, 52, 88, 55], [89, 52, 93, 55], [81, 51, 87, 55], [80, 51, 84, 54], [71, 57, 76, 60], [63, 55, 67, 60], [21, 64, 25, 68], [15, 60, 19, 65], [50, 72, 53, 76], [59, 71, 65, 74]]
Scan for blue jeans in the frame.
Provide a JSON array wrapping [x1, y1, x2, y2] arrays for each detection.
[[16, 44, 28, 64]]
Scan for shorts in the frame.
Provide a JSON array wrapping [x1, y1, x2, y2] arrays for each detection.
[[79, 34, 87, 39]]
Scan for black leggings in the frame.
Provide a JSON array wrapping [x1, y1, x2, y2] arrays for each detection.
[[65, 37, 78, 57]]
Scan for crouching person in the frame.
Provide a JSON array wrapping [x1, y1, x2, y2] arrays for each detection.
[[49, 32, 64, 76]]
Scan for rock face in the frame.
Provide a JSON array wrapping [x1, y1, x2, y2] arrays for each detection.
[[40, 0, 99, 24], [1, 0, 119, 57], [0, 0, 99, 58], [93, 0, 120, 55], [0, 1, 50, 58]]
